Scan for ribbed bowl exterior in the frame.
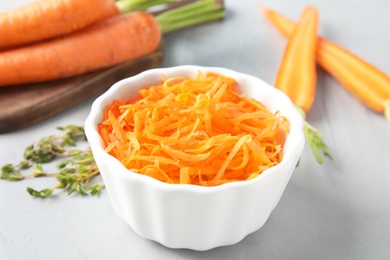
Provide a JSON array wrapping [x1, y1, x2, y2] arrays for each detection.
[[85, 66, 305, 250]]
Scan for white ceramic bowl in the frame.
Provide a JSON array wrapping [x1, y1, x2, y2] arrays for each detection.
[[84, 65, 305, 251]]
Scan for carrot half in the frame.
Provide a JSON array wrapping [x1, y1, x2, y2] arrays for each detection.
[[98, 72, 290, 186], [0, 0, 120, 50], [274, 6, 319, 113], [266, 5, 331, 164], [261, 5, 390, 117], [0, 12, 161, 86]]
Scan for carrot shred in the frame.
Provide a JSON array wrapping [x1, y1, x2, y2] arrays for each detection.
[[98, 72, 290, 186]]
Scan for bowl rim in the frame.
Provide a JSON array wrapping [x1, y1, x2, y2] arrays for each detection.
[[84, 65, 305, 193]]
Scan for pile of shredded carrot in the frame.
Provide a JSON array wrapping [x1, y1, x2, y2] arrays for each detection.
[[98, 72, 290, 186]]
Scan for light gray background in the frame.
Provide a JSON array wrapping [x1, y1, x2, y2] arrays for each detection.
[[1, 0, 390, 259]]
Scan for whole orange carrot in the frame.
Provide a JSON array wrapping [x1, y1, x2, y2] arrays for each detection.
[[0, 0, 225, 87], [0, 0, 120, 50], [0, 12, 161, 86], [261, 5, 390, 121], [272, 6, 331, 164]]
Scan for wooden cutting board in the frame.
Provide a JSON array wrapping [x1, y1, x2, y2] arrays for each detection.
[[0, 47, 163, 133]]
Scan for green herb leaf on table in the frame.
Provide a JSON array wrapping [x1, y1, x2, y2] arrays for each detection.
[[0, 125, 104, 198]]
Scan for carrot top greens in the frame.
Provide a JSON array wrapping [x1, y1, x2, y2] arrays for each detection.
[[98, 72, 290, 186]]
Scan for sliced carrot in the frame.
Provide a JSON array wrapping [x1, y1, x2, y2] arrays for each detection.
[[274, 6, 319, 114], [261, 5, 390, 113], [98, 72, 290, 186], [262, 5, 333, 165]]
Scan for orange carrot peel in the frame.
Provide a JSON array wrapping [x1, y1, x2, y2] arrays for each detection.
[[98, 72, 290, 186], [271, 6, 331, 164], [261, 5, 390, 125]]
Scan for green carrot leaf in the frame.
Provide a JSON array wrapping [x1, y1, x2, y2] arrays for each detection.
[[296, 106, 332, 165]]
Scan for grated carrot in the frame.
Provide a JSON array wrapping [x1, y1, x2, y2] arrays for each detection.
[[98, 72, 290, 186]]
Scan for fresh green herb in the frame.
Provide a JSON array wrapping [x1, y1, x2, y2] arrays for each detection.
[[27, 187, 53, 198], [0, 125, 104, 198], [1, 164, 24, 181]]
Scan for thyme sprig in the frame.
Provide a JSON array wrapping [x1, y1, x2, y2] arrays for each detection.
[[1, 125, 104, 198]]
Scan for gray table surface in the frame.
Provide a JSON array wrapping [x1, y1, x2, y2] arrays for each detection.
[[1, 0, 390, 259]]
